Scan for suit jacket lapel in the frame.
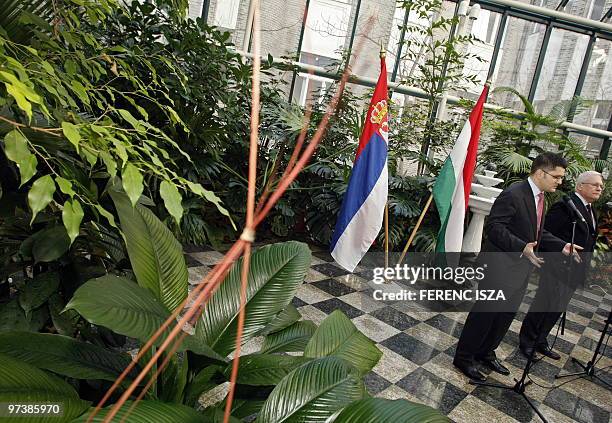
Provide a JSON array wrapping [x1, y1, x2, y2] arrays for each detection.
[[521, 181, 538, 240]]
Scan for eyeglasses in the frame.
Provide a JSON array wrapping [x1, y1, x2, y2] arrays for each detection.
[[541, 169, 564, 182], [581, 182, 605, 190]]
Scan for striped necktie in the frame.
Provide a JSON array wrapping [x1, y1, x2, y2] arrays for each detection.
[[536, 192, 544, 235]]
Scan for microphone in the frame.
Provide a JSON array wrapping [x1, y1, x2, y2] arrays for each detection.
[[562, 195, 586, 224]]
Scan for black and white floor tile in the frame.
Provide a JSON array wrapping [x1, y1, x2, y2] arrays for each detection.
[[184, 243, 612, 423]]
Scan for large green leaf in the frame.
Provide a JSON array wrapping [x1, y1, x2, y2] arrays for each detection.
[[64, 275, 223, 361], [195, 241, 311, 356], [256, 357, 365, 423], [159, 354, 188, 403], [62, 199, 84, 245], [304, 310, 382, 375], [325, 398, 450, 423], [121, 162, 144, 207], [0, 299, 30, 331], [110, 185, 188, 312], [160, 179, 183, 225], [61, 121, 80, 153], [224, 354, 311, 386], [27, 174, 55, 224], [183, 365, 223, 407], [27, 305, 49, 332], [230, 399, 267, 419], [260, 320, 317, 354], [18, 271, 59, 315], [3, 129, 37, 185], [257, 303, 301, 336], [0, 353, 89, 423], [72, 401, 206, 423], [32, 226, 71, 262], [48, 293, 78, 336], [200, 407, 243, 423], [0, 332, 136, 382], [0, 0, 54, 44]]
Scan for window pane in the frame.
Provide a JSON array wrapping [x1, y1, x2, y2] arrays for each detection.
[[188, 0, 205, 20], [573, 38, 611, 157], [574, 39, 611, 128], [212, 0, 241, 28], [449, 8, 504, 100], [489, 17, 547, 111], [533, 28, 590, 115], [386, 4, 407, 81], [293, 52, 339, 106], [260, 0, 309, 57], [201, 0, 249, 46], [293, 0, 358, 105], [389, 1, 456, 85], [302, 0, 353, 61]]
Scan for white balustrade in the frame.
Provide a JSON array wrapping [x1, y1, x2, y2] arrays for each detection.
[[461, 171, 504, 254]]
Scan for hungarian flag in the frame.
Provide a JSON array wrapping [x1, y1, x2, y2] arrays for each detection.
[[330, 56, 389, 272], [433, 85, 488, 253]]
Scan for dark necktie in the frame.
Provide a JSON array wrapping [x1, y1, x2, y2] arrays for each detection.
[[586, 204, 595, 228]]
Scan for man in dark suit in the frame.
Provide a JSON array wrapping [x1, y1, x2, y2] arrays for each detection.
[[519, 171, 603, 359], [453, 152, 582, 381]]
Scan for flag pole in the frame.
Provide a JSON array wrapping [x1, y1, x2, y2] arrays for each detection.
[[397, 193, 433, 266], [379, 43, 390, 269]]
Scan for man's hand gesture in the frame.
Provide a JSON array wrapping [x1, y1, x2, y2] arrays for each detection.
[[562, 243, 583, 263], [522, 241, 544, 268]]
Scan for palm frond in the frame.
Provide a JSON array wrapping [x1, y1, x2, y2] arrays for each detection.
[[489, 147, 533, 174], [547, 96, 592, 123], [0, 0, 55, 43], [276, 104, 306, 134], [591, 158, 612, 174], [492, 86, 535, 116]]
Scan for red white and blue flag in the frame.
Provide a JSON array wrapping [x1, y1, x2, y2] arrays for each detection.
[[330, 57, 389, 272]]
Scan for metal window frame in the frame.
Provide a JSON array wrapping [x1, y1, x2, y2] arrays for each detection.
[[239, 0, 612, 158], [470, 0, 612, 40], [239, 50, 612, 139]]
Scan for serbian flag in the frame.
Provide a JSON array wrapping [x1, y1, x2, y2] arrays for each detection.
[[330, 57, 388, 272], [433, 85, 488, 253]]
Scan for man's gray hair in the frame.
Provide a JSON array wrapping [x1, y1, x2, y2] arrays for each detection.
[[576, 170, 603, 185]]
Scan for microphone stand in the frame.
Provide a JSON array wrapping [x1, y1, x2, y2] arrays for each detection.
[[552, 221, 578, 350], [470, 336, 548, 422], [470, 344, 548, 422], [555, 310, 611, 387], [556, 218, 611, 387]]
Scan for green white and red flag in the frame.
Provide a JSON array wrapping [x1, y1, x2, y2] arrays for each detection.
[[433, 85, 488, 253]]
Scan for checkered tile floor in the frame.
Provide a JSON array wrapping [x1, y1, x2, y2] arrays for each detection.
[[184, 243, 612, 423]]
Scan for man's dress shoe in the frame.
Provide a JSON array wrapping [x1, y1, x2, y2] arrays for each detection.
[[537, 346, 561, 360], [478, 358, 510, 375], [453, 360, 486, 382]]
